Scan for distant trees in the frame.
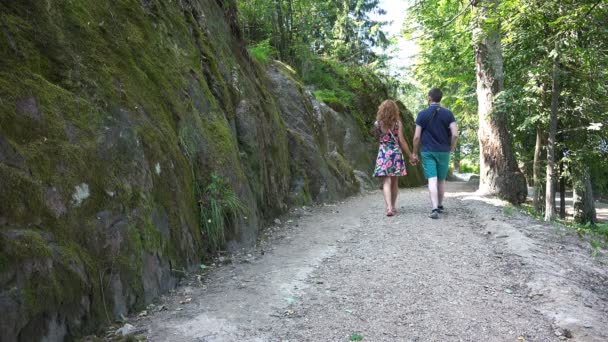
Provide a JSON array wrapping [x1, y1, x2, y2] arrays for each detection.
[[407, 0, 607, 221], [237, 0, 390, 69]]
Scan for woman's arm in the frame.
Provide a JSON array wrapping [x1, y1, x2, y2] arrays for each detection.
[[397, 121, 412, 157], [372, 121, 379, 138]]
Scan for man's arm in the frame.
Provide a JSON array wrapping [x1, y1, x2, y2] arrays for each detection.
[[397, 122, 412, 158], [413, 125, 422, 155], [449, 122, 458, 152]]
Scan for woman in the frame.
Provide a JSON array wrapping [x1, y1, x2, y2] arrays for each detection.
[[373, 100, 417, 216]]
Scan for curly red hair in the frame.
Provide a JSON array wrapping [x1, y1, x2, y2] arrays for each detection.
[[376, 100, 400, 131]]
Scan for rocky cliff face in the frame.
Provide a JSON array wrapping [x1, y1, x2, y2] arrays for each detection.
[[0, 0, 423, 340]]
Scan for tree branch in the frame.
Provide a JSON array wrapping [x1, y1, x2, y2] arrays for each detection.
[[583, 0, 602, 19], [404, 0, 475, 41]]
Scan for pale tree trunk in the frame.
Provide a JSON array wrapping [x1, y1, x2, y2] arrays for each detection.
[[473, 0, 527, 204], [533, 126, 546, 212], [544, 47, 560, 221], [274, 0, 287, 60], [572, 166, 596, 224], [559, 162, 566, 219], [453, 142, 461, 173]]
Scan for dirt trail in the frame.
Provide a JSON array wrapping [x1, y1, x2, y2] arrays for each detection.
[[130, 182, 608, 341]]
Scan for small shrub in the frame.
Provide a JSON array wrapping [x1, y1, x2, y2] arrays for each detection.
[[591, 239, 600, 257], [199, 173, 247, 251], [350, 333, 364, 341], [459, 159, 480, 174], [248, 39, 276, 65], [596, 223, 608, 239], [312, 89, 354, 112], [503, 206, 515, 217]]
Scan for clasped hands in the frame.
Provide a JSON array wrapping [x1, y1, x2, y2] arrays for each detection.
[[409, 154, 419, 166]]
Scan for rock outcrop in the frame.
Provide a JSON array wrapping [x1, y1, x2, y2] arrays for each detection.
[[0, 0, 423, 340]]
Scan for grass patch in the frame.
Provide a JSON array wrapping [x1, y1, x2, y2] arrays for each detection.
[[520, 204, 545, 221], [198, 173, 247, 252], [503, 205, 515, 217]]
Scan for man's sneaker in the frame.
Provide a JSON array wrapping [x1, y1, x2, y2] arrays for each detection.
[[437, 205, 445, 213], [429, 209, 439, 219]]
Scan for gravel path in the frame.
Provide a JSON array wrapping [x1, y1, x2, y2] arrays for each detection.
[[130, 182, 608, 342]]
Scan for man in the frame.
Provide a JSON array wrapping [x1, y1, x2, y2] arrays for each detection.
[[412, 88, 458, 219]]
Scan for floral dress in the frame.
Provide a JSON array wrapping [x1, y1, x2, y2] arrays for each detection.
[[373, 121, 407, 177]]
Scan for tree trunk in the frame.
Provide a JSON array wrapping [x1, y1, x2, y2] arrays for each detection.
[[453, 142, 461, 173], [544, 45, 560, 221], [473, 0, 527, 204], [287, 0, 294, 52], [572, 166, 597, 224], [273, 0, 287, 60], [533, 125, 546, 212], [559, 162, 566, 219]]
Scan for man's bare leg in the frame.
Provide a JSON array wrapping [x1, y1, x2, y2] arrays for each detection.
[[428, 177, 439, 209], [438, 179, 446, 207]]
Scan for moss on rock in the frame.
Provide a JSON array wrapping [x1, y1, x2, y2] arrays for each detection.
[[0, 0, 423, 340]]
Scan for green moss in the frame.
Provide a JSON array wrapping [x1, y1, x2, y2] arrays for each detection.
[[22, 258, 86, 317], [204, 116, 240, 166], [0, 230, 87, 317], [302, 56, 388, 136], [331, 152, 357, 182], [0, 0, 312, 337], [3, 230, 52, 261], [290, 174, 313, 206], [0, 165, 46, 225]]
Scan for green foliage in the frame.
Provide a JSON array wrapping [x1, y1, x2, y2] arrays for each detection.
[[520, 204, 546, 221], [459, 159, 480, 174], [301, 56, 389, 136], [312, 89, 354, 111], [407, 0, 608, 210], [198, 173, 247, 252], [574, 222, 608, 241], [521, 203, 608, 252], [248, 39, 276, 65], [238, 0, 389, 67], [503, 205, 515, 218], [404, 0, 479, 163], [350, 333, 364, 341]]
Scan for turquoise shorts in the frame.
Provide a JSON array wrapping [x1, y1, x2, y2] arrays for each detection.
[[421, 152, 451, 180]]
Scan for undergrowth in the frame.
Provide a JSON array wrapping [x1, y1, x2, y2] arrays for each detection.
[[520, 204, 608, 255], [179, 132, 246, 252], [311, 89, 355, 112], [459, 159, 480, 174], [248, 39, 276, 65], [199, 173, 247, 252]]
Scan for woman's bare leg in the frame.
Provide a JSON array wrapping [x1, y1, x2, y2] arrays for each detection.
[[391, 176, 399, 211], [382, 177, 393, 213]]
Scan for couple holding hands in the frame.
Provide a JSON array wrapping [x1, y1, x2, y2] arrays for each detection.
[[373, 88, 458, 219]]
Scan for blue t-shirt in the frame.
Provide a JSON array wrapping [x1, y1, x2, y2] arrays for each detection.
[[415, 104, 456, 152]]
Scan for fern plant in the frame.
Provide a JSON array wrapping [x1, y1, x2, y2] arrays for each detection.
[[199, 173, 247, 251], [178, 130, 247, 251], [248, 39, 276, 65]]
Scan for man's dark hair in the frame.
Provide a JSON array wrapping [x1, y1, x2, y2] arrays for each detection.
[[428, 88, 443, 103]]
